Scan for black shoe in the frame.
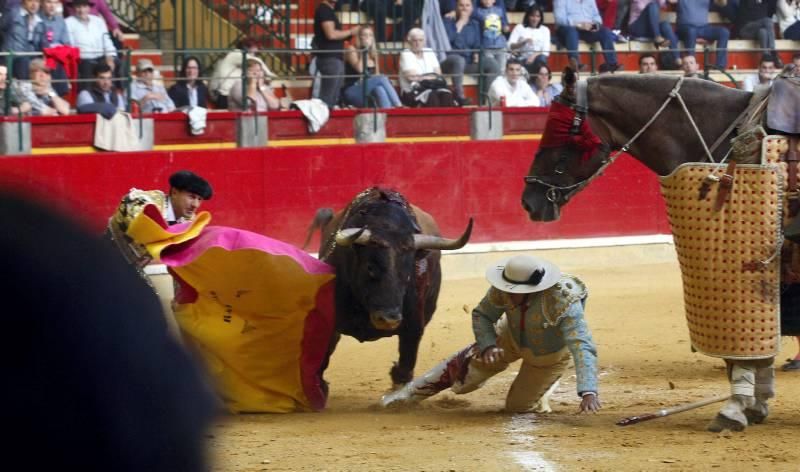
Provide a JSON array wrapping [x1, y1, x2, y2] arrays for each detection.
[[608, 63, 624, 72], [455, 96, 472, 107]]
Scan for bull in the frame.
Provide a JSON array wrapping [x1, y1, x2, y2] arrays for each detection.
[[304, 187, 473, 389]]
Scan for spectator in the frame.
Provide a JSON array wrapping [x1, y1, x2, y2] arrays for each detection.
[[342, 26, 402, 108], [597, 0, 628, 42], [628, 0, 680, 69], [638, 52, 659, 73], [65, 0, 117, 89], [76, 61, 124, 116], [671, 0, 729, 70], [228, 58, 280, 111], [62, 0, 124, 45], [530, 62, 563, 107], [15, 58, 69, 115], [778, 0, 800, 40], [473, 0, 509, 72], [2, 0, 45, 81], [39, 0, 73, 97], [442, 0, 500, 105], [509, 3, 551, 74], [742, 54, 777, 91], [553, 0, 623, 72], [168, 56, 209, 110], [209, 39, 277, 109], [0, 64, 32, 115], [361, 0, 423, 43], [681, 53, 702, 77], [735, 0, 780, 65], [313, 0, 359, 108], [131, 58, 175, 113], [399, 28, 442, 94], [488, 58, 539, 106], [1, 191, 216, 472]]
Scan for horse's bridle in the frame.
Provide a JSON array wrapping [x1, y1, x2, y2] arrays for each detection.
[[524, 77, 689, 205]]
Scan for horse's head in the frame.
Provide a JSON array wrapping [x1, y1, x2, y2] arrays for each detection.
[[521, 68, 611, 221]]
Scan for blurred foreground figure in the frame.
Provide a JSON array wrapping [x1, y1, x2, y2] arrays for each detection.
[[0, 192, 216, 471]]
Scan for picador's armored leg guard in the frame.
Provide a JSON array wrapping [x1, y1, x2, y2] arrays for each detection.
[[707, 363, 756, 432], [381, 344, 503, 407]]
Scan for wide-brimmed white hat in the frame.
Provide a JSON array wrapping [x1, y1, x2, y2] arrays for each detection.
[[485, 255, 561, 294]]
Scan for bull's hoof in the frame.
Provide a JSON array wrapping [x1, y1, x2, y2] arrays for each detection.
[[706, 414, 747, 433]]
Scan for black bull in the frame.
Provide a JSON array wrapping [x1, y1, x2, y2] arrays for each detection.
[[305, 188, 473, 387]]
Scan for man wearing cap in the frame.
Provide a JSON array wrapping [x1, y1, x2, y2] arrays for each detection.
[[131, 58, 175, 113], [381, 254, 600, 414], [14, 58, 70, 115], [106, 170, 213, 279], [64, 0, 117, 88]]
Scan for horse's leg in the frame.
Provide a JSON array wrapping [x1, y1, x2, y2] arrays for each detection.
[[707, 359, 756, 432], [745, 357, 775, 424]]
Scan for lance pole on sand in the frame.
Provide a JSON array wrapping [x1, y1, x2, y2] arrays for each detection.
[[616, 395, 730, 426]]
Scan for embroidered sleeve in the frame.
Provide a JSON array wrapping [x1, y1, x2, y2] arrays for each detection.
[[471, 288, 505, 352], [558, 301, 598, 395]]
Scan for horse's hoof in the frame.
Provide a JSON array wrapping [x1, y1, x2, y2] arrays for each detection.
[[706, 414, 747, 433], [744, 408, 768, 425]]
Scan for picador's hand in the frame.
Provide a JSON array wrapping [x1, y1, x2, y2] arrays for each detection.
[[578, 393, 601, 414], [480, 346, 504, 365]]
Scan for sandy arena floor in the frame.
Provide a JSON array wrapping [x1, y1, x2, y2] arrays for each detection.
[[196, 248, 800, 472]]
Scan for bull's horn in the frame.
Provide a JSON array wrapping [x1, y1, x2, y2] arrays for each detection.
[[335, 227, 372, 247], [413, 218, 473, 251]]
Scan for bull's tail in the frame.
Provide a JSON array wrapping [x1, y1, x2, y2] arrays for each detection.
[[302, 208, 335, 250]]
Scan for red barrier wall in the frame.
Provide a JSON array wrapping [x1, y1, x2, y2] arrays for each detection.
[[0, 140, 669, 248]]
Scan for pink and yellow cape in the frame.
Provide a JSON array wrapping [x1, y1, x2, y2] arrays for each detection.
[[127, 204, 336, 413]]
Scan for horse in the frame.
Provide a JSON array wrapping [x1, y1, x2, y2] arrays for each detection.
[[520, 69, 798, 432]]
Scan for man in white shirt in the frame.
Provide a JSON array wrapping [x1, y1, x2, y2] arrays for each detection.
[[64, 0, 116, 88], [488, 59, 540, 107], [743, 55, 777, 92]]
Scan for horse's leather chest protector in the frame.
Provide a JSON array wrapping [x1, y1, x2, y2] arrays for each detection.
[[660, 160, 783, 359]]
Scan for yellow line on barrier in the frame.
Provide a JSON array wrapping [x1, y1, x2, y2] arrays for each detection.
[[29, 134, 542, 154]]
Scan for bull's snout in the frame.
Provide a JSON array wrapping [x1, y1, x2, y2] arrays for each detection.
[[370, 310, 403, 331]]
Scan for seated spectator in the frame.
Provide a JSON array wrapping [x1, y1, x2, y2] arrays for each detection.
[[0, 64, 32, 115], [671, 0, 729, 70], [76, 62, 124, 116], [473, 0, 509, 72], [131, 59, 175, 113], [15, 58, 70, 115], [530, 63, 562, 107], [735, 0, 780, 66], [168, 56, 209, 110], [39, 0, 74, 97], [65, 0, 118, 89], [681, 53, 702, 77], [638, 53, 659, 73], [361, 0, 422, 43], [778, 0, 800, 40], [742, 54, 777, 91], [509, 4, 551, 74], [62, 0, 125, 46], [597, 0, 628, 42], [442, 0, 500, 105], [399, 28, 457, 107], [2, 0, 45, 81], [553, 0, 623, 72], [488, 58, 539, 106], [209, 38, 277, 109], [628, 0, 679, 68], [342, 26, 402, 108], [228, 59, 280, 112]]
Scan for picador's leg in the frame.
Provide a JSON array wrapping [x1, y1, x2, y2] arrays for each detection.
[[745, 357, 775, 424], [381, 343, 506, 406], [390, 326, 424, 387], [707, 360, 756, 432]]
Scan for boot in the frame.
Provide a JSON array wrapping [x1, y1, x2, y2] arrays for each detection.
[[707, 363, 756, 432], [380, 344, 475, 407]]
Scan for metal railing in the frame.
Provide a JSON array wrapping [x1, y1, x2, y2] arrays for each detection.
[[107, 0, 163, 48]]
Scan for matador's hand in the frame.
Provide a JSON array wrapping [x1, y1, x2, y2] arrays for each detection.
[[578, 393, 601, 414]]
